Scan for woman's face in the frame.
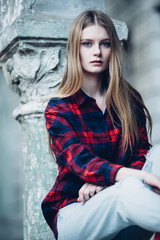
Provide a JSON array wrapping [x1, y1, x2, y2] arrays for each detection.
[[80, 24, 111, 78]]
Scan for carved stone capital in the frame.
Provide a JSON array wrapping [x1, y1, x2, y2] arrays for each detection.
[[2, 39, 66, 121]]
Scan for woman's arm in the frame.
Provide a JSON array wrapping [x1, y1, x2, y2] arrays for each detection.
[[77, 123, 159, 204], [77, 167, 160, 205], [45, 100, 123, 187], [115, 167, 160, 194]]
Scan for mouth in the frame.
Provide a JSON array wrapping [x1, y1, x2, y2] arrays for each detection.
[[90, 60, 103, 66], [90, 60, 103, 63]]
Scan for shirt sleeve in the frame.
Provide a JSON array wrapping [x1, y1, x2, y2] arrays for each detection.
[[128, 125, 151, 170], [45, 103, 123, 186]]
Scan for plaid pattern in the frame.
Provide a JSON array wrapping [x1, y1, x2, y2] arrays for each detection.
[[42, 88, 150, 239], [155, 233, 160, 240]]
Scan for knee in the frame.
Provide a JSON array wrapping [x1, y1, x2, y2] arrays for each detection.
[[119, 175, 145, 189], [146, 144, 160, 176], [146, 144, 160, 162], [117, 175, 145, 202], [115, 176, 145, 219]]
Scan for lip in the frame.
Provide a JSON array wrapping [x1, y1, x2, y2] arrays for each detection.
[[90, 60, 103, 63], [90, 60, 103, 65]]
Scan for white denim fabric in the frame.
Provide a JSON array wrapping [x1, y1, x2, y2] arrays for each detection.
[[57, 145, 160, 240]]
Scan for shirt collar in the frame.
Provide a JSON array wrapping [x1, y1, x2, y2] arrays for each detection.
[[70, 88, 95, 106]]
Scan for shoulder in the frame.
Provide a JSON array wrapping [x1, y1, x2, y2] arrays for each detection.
[[45, 97, 71, 114], [45, 97, 73, 130]]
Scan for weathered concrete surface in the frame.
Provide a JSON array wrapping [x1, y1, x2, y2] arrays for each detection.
[[0, 0, 129, 239], [22, 118, 56, 240]]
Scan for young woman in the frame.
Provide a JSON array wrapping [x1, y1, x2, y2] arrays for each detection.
[[42, 10, 160, 240]]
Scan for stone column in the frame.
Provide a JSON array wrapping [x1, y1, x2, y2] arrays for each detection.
[[1, 39, 66, 240], [0, 1, 128, 239]]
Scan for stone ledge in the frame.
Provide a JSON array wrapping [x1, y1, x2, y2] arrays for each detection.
[[0, 13, 128, 57]]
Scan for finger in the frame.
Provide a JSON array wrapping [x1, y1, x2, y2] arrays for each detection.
[[78, 183, 89, 204], [77, 197, 84, 204], [83, 185, 93, 201], [146, 172, 160, 186], [84, 184, 104, 200], [89, 185, 97, 197], [148, 178, 160, 190], [79, 183, 96, 203], [96, 186, 104, 193], [152, 187, 160, 195]]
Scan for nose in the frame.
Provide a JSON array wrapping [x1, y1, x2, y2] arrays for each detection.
[[93, 44, 101, 56]]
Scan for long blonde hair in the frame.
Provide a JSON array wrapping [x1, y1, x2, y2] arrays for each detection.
[[51, 10, 152, 152]]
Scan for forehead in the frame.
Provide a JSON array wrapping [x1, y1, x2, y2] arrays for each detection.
[[81, 24, 109, 39]]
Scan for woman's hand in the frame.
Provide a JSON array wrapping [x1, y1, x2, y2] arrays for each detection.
[[143, 172, 160, 194], [77, 182, 105, 205], [115, 167, 160, 194]]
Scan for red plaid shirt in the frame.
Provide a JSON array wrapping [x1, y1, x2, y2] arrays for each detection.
[[42, 88, 150, 239]]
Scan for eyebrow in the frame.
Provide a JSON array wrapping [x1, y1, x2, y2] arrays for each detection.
[[80, 38, 110, 41]]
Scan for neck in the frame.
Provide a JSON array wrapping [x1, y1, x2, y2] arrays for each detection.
[[81, 73, 103, 98]]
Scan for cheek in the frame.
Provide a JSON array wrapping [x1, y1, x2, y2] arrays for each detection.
[[80, 48, 86, 60], [105, 50, 111, 62], [80, 50, 87, 66]]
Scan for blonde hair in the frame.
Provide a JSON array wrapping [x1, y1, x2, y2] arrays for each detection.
[[51, 10, 152, 152]]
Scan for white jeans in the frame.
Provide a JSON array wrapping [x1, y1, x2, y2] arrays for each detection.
[[57, 145, 160, 240]]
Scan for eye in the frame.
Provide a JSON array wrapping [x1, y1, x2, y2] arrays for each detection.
[[81, 42, 92, 47], [101, 42, 111, 47]]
